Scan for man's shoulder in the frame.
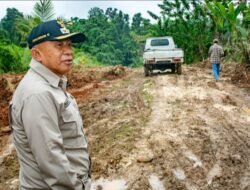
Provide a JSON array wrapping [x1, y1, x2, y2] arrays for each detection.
[[215, 44, 223, 48], [19, 70, 49, 91], [13, 70, 57, 104]]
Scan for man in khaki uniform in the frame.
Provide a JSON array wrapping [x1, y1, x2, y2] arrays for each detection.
[[9, 20, 91, 190]]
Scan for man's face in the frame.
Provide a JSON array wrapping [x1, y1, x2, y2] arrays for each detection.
[[33, 40, 73, 76]]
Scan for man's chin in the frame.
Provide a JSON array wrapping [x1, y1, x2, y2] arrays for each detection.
[[56, 67, 72, 76], [63, 67, 72, 74]]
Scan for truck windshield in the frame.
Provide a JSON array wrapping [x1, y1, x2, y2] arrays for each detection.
[[151, 39, 169, 46]]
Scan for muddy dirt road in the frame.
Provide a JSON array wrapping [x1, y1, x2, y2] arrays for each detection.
[[0, 65, 249, 190]]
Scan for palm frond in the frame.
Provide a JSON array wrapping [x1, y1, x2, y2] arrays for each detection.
[[33, 0, 55, 22]]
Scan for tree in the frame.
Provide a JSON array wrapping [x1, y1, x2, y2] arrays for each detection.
[[14, 16, 41, 47], [69, 7, 139, 66], [149, 0, 213, 63], [0, 29, 10, 44], [206, 0, 250, 64], [206, 0, 246, 38], [33, 0, 55, 22], [0, 8, 24, 45], [131, 13, 151, 35], [0, 43, 25, 73]]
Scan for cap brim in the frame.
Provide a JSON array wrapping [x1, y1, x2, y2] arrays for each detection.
[[54, 32, 86, 43]]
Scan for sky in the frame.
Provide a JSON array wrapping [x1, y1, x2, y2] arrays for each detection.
[[0, 1, 162, 22]]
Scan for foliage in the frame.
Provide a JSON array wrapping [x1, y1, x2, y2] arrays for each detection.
[[206, 0, 250, 64], [149, 0, 213, 63], [69, 7, 139, 66], [0, 8, 24, 45], [0, 44, 27, 73], [0, 29, 10, 44], [73, 48, 105, 68], [33, 0, 55, 22], [21, 47, 31, 69], [206, 0, 246, 38], [131, 13, 151, 36], [14, 16, 41, 47]]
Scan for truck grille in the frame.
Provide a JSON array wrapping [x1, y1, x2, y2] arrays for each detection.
[[157, 60, 171, 64]]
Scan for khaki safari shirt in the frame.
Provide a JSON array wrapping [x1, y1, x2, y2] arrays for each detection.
[[9, 59, 90, 190]]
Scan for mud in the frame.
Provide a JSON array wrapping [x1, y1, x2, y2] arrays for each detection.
[[0, 64, 249, 190]]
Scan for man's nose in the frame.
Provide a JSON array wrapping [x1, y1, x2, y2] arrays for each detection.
[[63, 45, 73, 55]]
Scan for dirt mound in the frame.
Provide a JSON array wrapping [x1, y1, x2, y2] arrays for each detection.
[[197, 60, 250, 88], [197, 59, 211, 69], [0, 77, 12, 104], [231, 64, 250, 88], [67, 65, 127, 89], [0, 77, 13, 131], [67, 65, 127, 100], [0, 65, 127, 129], [0, 73, 24, 133]]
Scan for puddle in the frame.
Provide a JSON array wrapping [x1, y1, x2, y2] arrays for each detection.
[[148, 174, 165, 190], [0, 137, 14, 164], [213, 103, 235, 112], [240, 170, 250, 189], [206, 163, 222, 185], [91, 178, 127, 190], [5, 178, 19, 189], [162, 86, 208, 100], [172, 167, 186, 180], [183, 150, 202, 168]]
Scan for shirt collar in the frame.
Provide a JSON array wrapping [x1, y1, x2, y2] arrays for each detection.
[[29, 59, 67, 90]]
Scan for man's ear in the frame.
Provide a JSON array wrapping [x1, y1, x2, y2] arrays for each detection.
[[31, 47, 42, 62]]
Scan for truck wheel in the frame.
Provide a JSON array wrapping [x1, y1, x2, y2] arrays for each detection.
[[177, 63, 182, 75], [144, 66, 149, 76], [171, 68, 175, 73]]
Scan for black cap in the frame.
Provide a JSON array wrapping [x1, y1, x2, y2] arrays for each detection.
[[213, 38, 219, 43], [28, 19, 86, 49]]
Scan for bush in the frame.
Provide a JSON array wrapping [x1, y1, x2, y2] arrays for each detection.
[[21, 47, 31, 69], [0, 44, 28, 73], [73, 48, 104, 67]]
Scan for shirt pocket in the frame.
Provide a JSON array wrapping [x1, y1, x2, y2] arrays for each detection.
[[60, 104, 84, 148]]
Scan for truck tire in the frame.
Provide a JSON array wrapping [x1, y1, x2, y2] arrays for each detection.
[[177, 63, 182, 75], [144, 66, 149, 76], [171, 67, 175, 73]]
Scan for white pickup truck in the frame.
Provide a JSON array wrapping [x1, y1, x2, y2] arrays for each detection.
[[143, 36, 184, 76]]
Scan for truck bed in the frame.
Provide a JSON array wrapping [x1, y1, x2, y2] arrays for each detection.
[[143, 49, 184, 60]]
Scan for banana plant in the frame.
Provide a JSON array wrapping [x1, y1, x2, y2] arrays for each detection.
[[206, 0, 249, 64], [206, 1, 226, 32], [206, 0, 246, 37]]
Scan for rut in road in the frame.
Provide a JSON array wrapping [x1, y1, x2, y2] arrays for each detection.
[[114, 66, 250, 190]]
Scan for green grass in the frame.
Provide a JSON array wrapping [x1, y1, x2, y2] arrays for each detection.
[[73, 48, 105, 68], [142, 80, 154, 106]]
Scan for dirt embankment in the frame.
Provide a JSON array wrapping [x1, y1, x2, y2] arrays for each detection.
[[0, 63, 249, 190]]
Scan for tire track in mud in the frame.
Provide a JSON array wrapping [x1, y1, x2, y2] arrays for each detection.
[[198, 87, 250, 189], [115, 66, 250, 190], [149, 71, 210, 190]]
